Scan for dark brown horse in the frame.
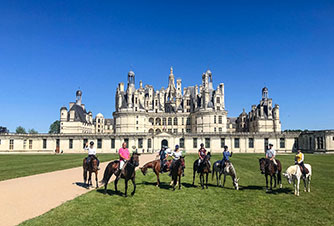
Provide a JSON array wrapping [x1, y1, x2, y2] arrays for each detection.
[[102, 153, 140, 196], [192, 153, 211, 189], [140, 159, 172, 187], [259, 158, 282, 192], [83, 158, 98, 188], [170, 156, 185, 191]]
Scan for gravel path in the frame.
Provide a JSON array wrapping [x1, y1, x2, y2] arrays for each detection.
[[0, 153, 156, 226]]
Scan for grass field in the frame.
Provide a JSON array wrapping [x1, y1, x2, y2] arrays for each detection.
[[0, 154, 117, 181], [19, 154, 334, 226]]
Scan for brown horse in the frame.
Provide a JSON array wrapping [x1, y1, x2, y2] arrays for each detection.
[[170, 156, 185, 191], [83, 158, 98, 188], [102, 153, 140, 197], [192, 153, 211, 189], [259, 158, 282, 192], [140, 159, 172, 187]]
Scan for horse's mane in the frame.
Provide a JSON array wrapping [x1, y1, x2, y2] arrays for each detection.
[[286, 165, 298, 175]]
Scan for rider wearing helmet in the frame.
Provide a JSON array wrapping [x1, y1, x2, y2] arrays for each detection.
[[221, 145, 232, 172], [85, 141, 100, 170]]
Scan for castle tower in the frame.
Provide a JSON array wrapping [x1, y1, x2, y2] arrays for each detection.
[[262, 87, 268, 100], [76, 90, 82, 106]]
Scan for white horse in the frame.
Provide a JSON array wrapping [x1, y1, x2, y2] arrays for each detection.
[[283, 164, 312, 196], [212, 161, 239, 190]]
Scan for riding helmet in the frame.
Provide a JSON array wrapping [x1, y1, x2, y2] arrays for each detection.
[[224, 145, 228, 149], [175, 144, 179, 149], [90, 141, 94, 145], [200, 143, 204, 147]]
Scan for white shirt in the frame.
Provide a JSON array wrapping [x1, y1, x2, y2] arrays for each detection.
[[85, 146, 96, 155], [266, 148, 276, 158], [171, 151, 182, 160]]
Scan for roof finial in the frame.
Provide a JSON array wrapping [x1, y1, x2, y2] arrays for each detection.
[[170, 66, 173, 75]]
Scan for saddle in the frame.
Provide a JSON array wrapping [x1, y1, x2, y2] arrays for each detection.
[[299, 165, 309, 175]]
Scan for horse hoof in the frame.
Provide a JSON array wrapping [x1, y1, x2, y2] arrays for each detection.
[[280, 184, 282, 188], [131, 192, 135, 196]]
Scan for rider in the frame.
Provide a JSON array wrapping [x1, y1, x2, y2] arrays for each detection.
[[221, 145, 232, 172], [266, 143, 277, 172], [169, 145, 184, 176], [197, 143, 207, 173], [295, 149, 306, 177], [159, 146, 168, 173], [118, 142, 130, 175], [85, 141, 100, 170]]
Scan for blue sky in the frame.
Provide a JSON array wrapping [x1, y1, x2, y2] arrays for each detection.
[[0, 0, 333, 133]]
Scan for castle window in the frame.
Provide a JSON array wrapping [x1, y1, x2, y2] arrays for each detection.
[[43, 139, 47, 149], [217, 107, 220, 110], [111, 139, 115, 149], [147, 139, 152, 149], [173, 118, 178, 125], [220, 138, 225, 148], [217, 97, 220, 104], [186, 118, 191, 125], [98, 119, 100, 123], [9, 139, 14, 150], [168, 118, 172, 125], [187, 99, 191, 106], [135, 107, 138, 111], [69, 139, 73, 149], [280, 138, 285, 148], [163, 118, 166, 125], [205, 138, 210, 148], [187, 109, 190, 112], [138, 138, 143, 148], [234, 138, 240, 148], [214, 116, 216, 123], [193, 138, 197, 148], [173, 129, 178, 133], [23, 140, 27, 149], [249, 138, 254, 148], [294, 138, 298, 149], [124, 139, 129, 148], [29, 140, 33, 149], [214, 128, 216, 132], [149, 118, 154, 125], [180, 138, 185, 148], [168, 129, 172, 133], [219, 127, 222, 132], [182, 118, 184, 125], [83, 139, 88, 148], [135, 98, 138, 104], [186, 128, 191, 133], [218, 116, 222, 124]]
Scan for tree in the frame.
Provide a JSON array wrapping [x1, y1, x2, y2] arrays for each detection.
[[28, 128, 38, 134], [49, 120, 60, 134], [16, 126, 27, 134]]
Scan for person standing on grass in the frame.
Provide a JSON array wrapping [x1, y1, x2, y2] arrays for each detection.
[[118, 142, 130, 173], [85, 141, 100, 170]]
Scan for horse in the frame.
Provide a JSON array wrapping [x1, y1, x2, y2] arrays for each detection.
[[170, 156, 185, 191], [140, 159, 172, 187], [212, 160, 239, 190], [259, 158, 282, 192], [192, 153, 211, 189], [83, 157, 98, 188], [101, 152, 141, 197], [283, 164, 312, 196]]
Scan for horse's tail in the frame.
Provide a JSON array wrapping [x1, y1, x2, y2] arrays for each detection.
[[212, 162, 215, 181], [101, 162, 113, 185]]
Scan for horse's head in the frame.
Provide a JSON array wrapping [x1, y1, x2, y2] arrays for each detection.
[[259, 158, 266, 174], [180, 156, 185, 168], [140, 167, 147, 175], [283, 172, 292, 184], [233, 177, 240, 190], [131, 152, 141, 167]]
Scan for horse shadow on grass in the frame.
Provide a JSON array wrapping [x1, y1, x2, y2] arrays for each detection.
[[137, 181, 171, 190], [96, 188, 125, 197], [239, 185, 292, 194]]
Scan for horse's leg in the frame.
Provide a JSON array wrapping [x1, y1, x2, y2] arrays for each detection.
[[265, 175, 268, 192], [206, 173, 209, 189], [124, 179, 128, 197], [200, 174, 204, 189], [308, 177, 311, 192], [270, 175, 273, 191], [216, 171, 219, 186], [89, 171, 92, 187], [192, 169, 196, 186], [219, 172, 222, 187], [131, 177, 136, 196], [115, 177, 119, 193], [273, 174, 277, 188], [223, 174, 226, 188], [83, 169, 87, 186], [155, 170, 160, 188], [278, 172, 282, 188], [297, 177, 300, 196], [95, 171, 99, 188], [178, 174, 181, 190]]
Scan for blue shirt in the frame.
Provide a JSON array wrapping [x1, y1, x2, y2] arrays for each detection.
[[223, 151, 231, 161]]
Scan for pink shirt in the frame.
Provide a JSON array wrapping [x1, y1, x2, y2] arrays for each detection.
[[119, 148, 130, 161]]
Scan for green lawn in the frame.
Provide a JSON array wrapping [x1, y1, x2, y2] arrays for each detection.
[[0, 154, 117, 181], [21, 154, 334, 226]]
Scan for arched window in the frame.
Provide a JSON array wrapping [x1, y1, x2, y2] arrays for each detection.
[[156, 118, 161, 125], [174, 117, 178, 125], [147, 139, 152, 149], [149, 129, 154, 134], [163, 118, 166, 125], [155, 128, 161, 133], [168, 117, 172, 125], [149, 118, 154, 125]]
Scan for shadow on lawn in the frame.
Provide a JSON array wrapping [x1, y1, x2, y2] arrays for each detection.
[[239, 185, 293, 194], [96, 188, 125, 197], [74, 182, 89, 189]]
